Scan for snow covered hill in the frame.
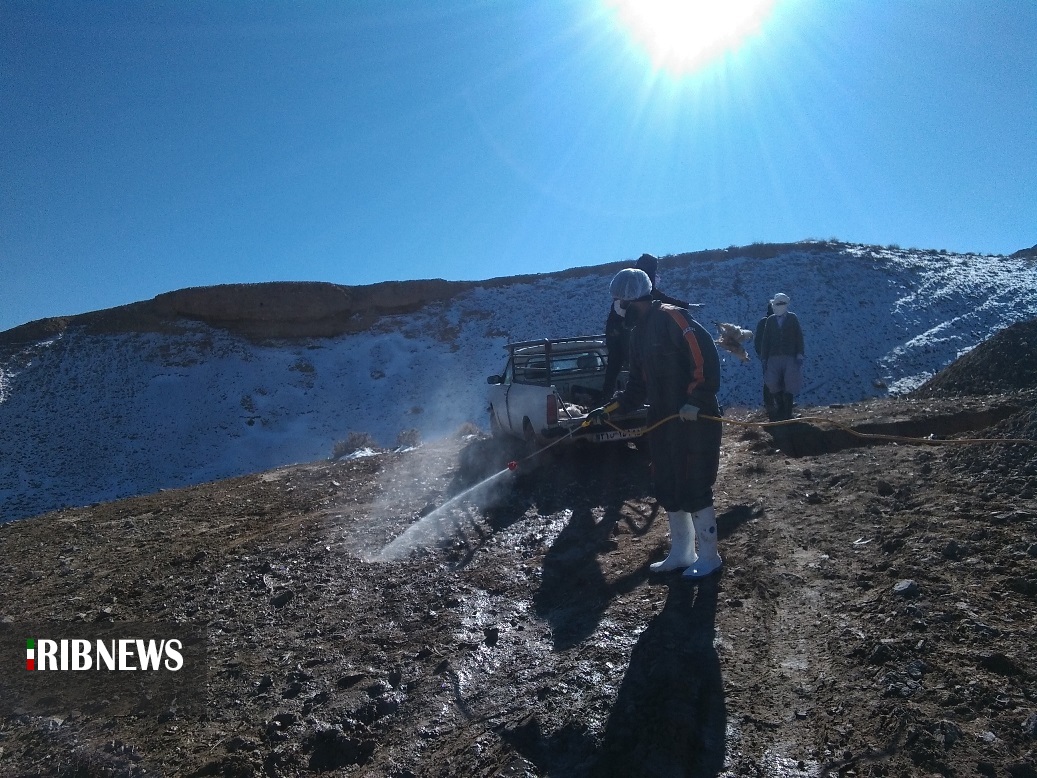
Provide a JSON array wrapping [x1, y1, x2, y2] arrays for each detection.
[[2, 241, 1035, 523]]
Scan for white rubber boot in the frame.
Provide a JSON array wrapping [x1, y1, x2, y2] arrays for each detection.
[[649, 511, 697, 573], [682, 506, 723, 579]]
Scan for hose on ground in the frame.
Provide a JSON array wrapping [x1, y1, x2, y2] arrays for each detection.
[[599, 412, 1037, 447]]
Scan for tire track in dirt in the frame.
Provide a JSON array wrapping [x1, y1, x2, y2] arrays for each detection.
[[712, 427, 830, 776]]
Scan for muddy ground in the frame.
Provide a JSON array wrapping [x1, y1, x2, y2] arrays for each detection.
[[2, 320, 1037, 778]]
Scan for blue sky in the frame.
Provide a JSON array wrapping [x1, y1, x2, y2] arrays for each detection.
[[2, 0, 1035, 333]]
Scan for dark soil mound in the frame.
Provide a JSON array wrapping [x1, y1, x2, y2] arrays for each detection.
[[913, 318, 1037, 491], [916, 317, 1037, 493], [947, 401, 1037, 494], [913, 318, 1037, 397]]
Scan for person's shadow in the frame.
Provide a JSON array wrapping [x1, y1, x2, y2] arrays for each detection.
[[589, 576, 727, 777], [524, 443, 656, 651]]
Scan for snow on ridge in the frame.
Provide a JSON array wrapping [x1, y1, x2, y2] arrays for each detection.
[[1, 245, 1036, 523]]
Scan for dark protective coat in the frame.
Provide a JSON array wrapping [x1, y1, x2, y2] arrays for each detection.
[[602, 288, 691, 398], [616, 302, 722, 514], [757, 312, 805, 359], [758, 311, 805, 417]]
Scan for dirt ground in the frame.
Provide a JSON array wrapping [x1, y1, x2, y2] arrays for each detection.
[[2, 329, 1036, 777]]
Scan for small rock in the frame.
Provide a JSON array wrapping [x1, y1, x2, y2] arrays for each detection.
[[868, 643, 894, 665], [1022, 713, 1037, 738], [906, 659, 927, 679], [941, 540, 964, 560], [893, 579, 920, 598], [934, 720, 962, 747], [94, 606, 115, 622], [877, 480, 896, 496]]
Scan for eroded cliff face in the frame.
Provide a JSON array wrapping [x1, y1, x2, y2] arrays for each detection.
[[0, 279, 476, 343], [150, 279, 474, 338]]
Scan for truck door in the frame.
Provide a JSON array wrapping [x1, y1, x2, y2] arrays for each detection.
[[500, 357, 520, 431], [490, 357, 516, 432]]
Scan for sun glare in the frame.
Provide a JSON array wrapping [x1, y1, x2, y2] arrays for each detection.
[[608, 0, 777, 74]]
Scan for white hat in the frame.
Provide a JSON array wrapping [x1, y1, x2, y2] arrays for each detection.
[[771, 292, 790, 305], [610, 268, 653, 301]]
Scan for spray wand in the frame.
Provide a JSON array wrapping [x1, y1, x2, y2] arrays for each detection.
[[504, 401, 622, 471]]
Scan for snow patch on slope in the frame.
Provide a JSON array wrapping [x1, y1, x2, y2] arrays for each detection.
[[1, 245, 1035, 523]]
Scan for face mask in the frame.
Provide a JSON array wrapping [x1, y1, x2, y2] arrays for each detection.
[[613, 299, 626, 317], [772, 303, 788, 315]]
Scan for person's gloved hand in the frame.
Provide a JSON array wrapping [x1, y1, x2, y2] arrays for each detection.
[[679, 403, 700, 422], [586, 401, 620, 425]]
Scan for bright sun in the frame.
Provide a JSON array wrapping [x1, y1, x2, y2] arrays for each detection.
[[607, 0, 777, 74]]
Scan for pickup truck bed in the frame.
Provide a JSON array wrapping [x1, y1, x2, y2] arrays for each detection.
[[486, 336, 648, 446]]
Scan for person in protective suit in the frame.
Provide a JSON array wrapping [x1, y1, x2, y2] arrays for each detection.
[[590, 268, 724, 579], [754, 301, 776, 419], [601, 253, 696, 398], [756, 292, 805, 421]]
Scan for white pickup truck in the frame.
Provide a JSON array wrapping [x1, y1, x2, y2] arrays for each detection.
[[486, 336, 648, 447]]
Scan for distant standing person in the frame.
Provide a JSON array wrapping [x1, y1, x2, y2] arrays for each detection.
[[601, 253, 698, 398], [590, 268, 724, 580], [754, 301, 776, 420], [756, 292, 805, 421]]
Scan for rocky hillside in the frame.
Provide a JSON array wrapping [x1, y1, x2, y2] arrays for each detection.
[[2, 241, 1035, 526], [1, 319, 1035, 777]]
